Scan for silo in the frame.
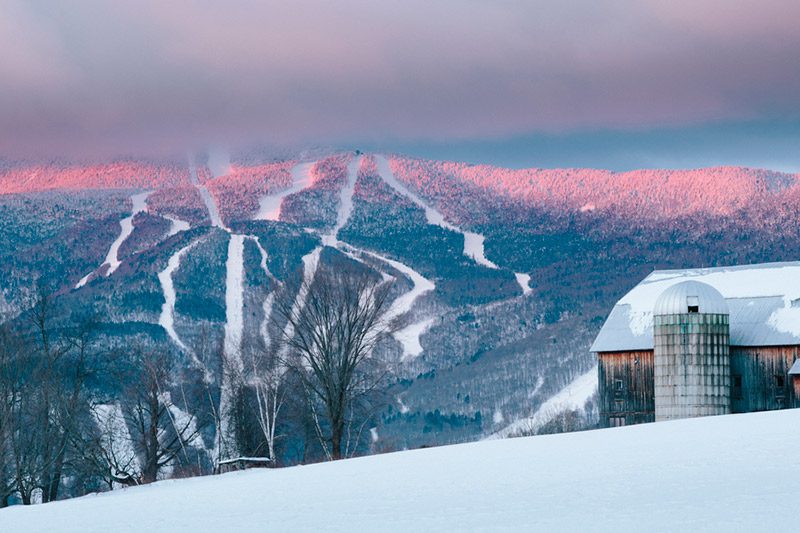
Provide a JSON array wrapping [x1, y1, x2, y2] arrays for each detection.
[[653, 280, 731, 421]]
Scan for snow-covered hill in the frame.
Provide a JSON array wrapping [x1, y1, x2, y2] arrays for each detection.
[[3, 409, 798, 532]]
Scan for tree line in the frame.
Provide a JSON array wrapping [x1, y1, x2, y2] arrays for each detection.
[[0, 263, 395, 505]]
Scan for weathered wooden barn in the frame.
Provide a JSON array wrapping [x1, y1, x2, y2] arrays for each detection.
[[591, 261, 800, 427]]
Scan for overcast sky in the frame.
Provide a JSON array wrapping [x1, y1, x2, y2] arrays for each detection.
[[2, 0, 799, 169]]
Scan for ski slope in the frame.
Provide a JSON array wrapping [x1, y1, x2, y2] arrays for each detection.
[[157, 241, 199, 353], [492, 366, 598, 438], [255, 161, 316, 221], [75, 190, 151, 288], [4, 409, 798, 531], [375, 155, 531, 295]]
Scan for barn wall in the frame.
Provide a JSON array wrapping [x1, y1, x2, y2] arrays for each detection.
[[597, 350, 654, 428], [731, 346, 799, 413]]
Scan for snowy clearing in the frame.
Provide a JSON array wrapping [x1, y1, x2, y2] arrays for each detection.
[[376, 155, 531, 290], [255, 161, 315, 221], [4, 409, 799, 532], [322, 155, 360, 246], [157, 241, 199, 353], [492, 366, 598, 438], [394, 317, 436, 360], [189, 160, 226, 230], [164, 215, 190, 237], [75, 190, 151, 288]]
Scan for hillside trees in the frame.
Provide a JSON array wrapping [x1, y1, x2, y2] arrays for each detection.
[[273, 265, 394, 460]]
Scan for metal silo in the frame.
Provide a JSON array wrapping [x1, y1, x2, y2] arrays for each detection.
[[653, 280, 731, 421]]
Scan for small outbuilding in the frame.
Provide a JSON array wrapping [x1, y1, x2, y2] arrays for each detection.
[[591, 261, 800, 427], [217, 457, 272, 474]]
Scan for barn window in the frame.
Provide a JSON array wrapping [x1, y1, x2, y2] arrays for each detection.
[[615, 379, 624, 391], [687, 296, 699, 313], [775, 375, 785, 389], [687, 305, 699, 313]]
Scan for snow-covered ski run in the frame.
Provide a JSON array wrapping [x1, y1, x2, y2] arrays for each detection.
[[75, 190, 152, 288], [374, 154, 532, 296], [254, 161, 316, 221], [164, 215, 190, 237], [157, 240, 200, 354], [189, 159, 227, 230]]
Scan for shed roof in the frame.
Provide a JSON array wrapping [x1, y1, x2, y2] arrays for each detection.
[[790, 360, 800, 375], [591, 261, 800, 353]]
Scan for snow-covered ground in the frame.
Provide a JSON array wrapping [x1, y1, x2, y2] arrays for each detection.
[[75, 191, 151, 288], [375, 155, 531, 295], [164, 215, 190, 237], [189, 160, 226, 230], [255, 161, 316, 221], [157, 241, 199, 353], [5, 409, 799, 531], [492, 366, 598, 438]]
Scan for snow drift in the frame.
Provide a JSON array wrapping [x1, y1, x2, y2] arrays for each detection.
[[3, 409, 798, 532]]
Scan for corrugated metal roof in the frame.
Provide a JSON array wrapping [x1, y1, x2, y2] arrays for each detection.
[[591, 261, 800, 352], [653, 280, 728, 315]]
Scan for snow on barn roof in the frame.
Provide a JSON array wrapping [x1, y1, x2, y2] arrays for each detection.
[[591, 261, 800, 353], [789, 359, 800, 375]]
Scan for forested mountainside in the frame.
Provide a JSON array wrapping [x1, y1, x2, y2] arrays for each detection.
[[1, 152, 799, 495]]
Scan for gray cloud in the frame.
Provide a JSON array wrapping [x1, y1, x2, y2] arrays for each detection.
[[1, 0, 799, 163]]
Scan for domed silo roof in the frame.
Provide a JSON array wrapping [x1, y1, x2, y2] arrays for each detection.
[[653, 280, 729, 315]]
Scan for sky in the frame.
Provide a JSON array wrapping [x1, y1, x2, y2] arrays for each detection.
[[1, 0, 799, 170]]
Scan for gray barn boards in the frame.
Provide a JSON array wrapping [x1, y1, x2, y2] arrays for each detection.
[[591, 262, 800, 427]]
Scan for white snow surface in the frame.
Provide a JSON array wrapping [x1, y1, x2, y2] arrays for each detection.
[[164, 215, 190, 237], [375, 155, 531, 291], [493, 366, 598, 439], [618, 262, 800, 336], [515, 272, 532, 295], [255, 161, 315, 221], [75, 191, 151, 288], [393, 317, 436, 360], [103, 191, 151, 276], [223, 234, 246, 374], [6, 409, 799, 532], [322, 155, 360, 247], [189, 160, 226, 230], [157, 240, 199, 353]]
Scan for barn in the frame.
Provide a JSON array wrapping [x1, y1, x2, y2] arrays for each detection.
[[591, 261, 800, 428]]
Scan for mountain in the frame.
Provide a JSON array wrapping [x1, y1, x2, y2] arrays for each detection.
[[1, 152, 799, 457], [3, 409, 797, 531]]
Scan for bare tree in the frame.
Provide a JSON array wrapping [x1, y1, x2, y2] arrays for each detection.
[[116, 347, 203, 484], [273, 266, 394, 460]]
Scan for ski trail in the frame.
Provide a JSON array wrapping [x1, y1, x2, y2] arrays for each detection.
[[93, 403, 140, 478], [375, 155, 532, 295], [75, 190, 151, 288], [189, 158, 226, 230], [219, 233, 246, 459], [394, 317, 436, 360], [158, 240, 200, 353], [223, 234, 246, 375], [250, 236, 276, 347], [490, 366, 598, 439], [165, 215, 191, 237], [255, 161, 316, 221], [322, 155, 361, 246], [515, 273, 532, 295]]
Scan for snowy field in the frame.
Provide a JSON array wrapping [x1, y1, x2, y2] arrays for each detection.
[[3, 409, 799, 532]]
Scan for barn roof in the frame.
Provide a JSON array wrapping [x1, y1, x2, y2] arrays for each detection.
[[790, 360, 800, 375], [591, 261, 800, 353]]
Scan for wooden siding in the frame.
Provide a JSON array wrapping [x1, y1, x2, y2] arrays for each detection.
[[730, 345, 799, 413], [598, 350, 654, 428]]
